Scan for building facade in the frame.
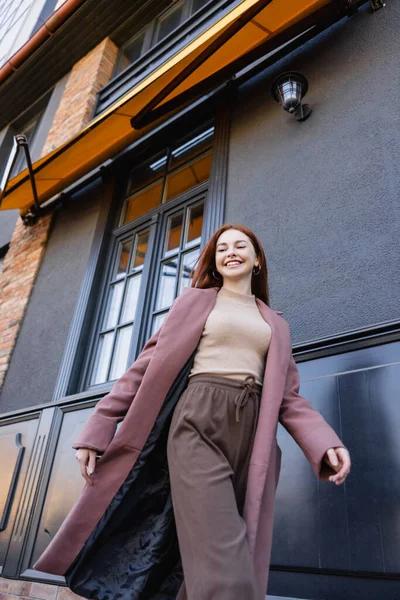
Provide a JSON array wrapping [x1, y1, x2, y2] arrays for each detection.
[[0, 1, 399, 599]]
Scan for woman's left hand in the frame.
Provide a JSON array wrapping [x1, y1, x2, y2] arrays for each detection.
[[323, 447, 351, 485]]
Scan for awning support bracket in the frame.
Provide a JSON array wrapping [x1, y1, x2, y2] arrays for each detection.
[[0, 135, 47, 226]]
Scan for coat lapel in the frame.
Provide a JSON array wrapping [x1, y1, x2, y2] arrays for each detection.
[[251, 299, 291, 466]]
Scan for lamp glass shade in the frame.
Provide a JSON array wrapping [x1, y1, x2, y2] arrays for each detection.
[[277, 79, 302, 113], [271, 72, 309, 114]]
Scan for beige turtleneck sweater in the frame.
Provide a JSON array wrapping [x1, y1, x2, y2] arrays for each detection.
[[188, 286, 272, 385]]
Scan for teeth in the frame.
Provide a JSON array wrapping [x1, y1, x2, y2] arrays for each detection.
[[226, 261, 241, 266]]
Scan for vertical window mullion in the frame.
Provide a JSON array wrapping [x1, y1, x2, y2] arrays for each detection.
[[142, 22, 155, 53], [82, 234, 121, 388]]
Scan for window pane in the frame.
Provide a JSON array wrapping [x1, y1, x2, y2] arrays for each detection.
[[127, 152, 167, 196], [154, 2, 184, 44], [123, 180, 163, 224], [11, 116, 41, 177], [102, 282, 124, 329], [120, 274, 141, 323], [109, 326, 133, 380], [132, 229, 149, 269], [170, 126, 214, 170], [186, 202, 203, 248], [117, 30, 146, 74], [116, 239, 132, 279], [164, 153, 212, 202], [156, 258, 178, 310], [165, 211, 183, 257], [152, 312, 167, 336], [191, 0, 210, 14], [91, 332, 114, 385], [179, 248, 199, 294]]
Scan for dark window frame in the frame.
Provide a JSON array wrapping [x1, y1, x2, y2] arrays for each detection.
[[113, 0, 209, 78], [94, 0, 240, 116], [78, 124, 213, 392], [53, 96, 231, 401], [0, 74, 68, 184]]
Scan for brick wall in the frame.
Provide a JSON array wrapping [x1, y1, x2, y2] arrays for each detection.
[[0, 578, 85, 600], [0, 36, 118, 389]]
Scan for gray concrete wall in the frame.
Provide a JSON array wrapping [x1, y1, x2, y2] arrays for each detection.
[[226, 3, 399, 345], [0, 180, 102, 413]]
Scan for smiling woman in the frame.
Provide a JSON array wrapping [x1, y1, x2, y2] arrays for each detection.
[[34, 221, 349, 600]]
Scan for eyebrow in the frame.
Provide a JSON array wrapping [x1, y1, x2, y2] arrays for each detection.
[[217, 239, 248, 247]]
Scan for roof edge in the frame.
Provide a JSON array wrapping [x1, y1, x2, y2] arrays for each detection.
[[0, 0, 87, 86]]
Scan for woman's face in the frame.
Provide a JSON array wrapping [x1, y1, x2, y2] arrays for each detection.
[[215, 229, 259, 284]]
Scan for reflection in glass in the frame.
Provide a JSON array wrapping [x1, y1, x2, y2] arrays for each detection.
[[171, 126, 214, 169], [191, 0, 210, 13], [10, 115, 42, 177], [156, 259, 178, 310], [117, 30, 146, 74], [132, 230, 149, 269], [127, 153, 167, 196], [154, 2, 184, 44], [103, 282, 124, 329], [124, 180, 163, 224], [120, 275, 141, 323], [164, 153, 212, 202], [116, 239, 132, 279], [179, 249, 199, 294], [91, 332, 114, 385], [152, 312, 167, 336], [165, 212, 183, 257], [186, 202, 203, 247], [109, 326, 133, 380]]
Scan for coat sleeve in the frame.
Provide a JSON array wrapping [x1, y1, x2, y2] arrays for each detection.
[[72, 326, 162, 454], [279, 354, 346, 481]]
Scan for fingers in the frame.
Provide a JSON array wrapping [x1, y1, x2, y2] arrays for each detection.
[[326, 448, 339, 469], [75, 448, 96, 485], [87, 450, 97, 477], [328, 447, 351, 486]]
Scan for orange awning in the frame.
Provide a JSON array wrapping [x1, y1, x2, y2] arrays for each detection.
[[0, 0, 332, 211]]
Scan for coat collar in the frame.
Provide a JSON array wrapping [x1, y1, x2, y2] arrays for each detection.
[[185, 286, 284, 317]]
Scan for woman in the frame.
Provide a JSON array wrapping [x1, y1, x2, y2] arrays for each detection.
[[34, 224, 351, 600]]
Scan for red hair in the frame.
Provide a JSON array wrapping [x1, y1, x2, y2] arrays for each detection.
[[190, 224, 270, 306]]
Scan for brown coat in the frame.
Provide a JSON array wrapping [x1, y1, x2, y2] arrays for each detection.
[[34, 286, 344, 598]]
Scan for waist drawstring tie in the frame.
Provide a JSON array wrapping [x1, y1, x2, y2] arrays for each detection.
[[234, 375, 260, 423]]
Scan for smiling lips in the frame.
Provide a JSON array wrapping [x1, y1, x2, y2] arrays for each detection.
[[225, 260, 242, 267]]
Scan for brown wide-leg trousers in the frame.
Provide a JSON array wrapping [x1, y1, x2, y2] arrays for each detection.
[[167, 373, 262, 600]]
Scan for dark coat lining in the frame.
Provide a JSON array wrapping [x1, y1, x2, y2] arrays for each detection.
[[65, 350, 197, 600]]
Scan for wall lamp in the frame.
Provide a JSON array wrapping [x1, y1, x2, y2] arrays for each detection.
[[271, 72, 312, 122]]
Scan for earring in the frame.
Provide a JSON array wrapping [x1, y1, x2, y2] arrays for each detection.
[[253, 264, 261, 275], [212, 270, 222, 279]]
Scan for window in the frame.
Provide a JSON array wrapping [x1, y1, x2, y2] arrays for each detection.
[[115, 0, 211, 76], [0, 0, 58, 68], [9, 112, 43, 177], [0, 89, 54, 186], [84, 123, 214, 389]]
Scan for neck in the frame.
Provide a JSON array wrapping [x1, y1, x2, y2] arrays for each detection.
[[220, 282, 253, 296]]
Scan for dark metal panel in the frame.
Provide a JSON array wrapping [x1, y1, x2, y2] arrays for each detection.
[[2, 410, 54, 578], [0, 416, 40, 575], [269, 570, 400, 600], [270, 341, 400, 599], [0, 434, 25, 532], [21, 403, 95, 579]]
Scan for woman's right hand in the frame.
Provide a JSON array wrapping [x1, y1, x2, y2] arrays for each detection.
[[75, 448, 98, 485]]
